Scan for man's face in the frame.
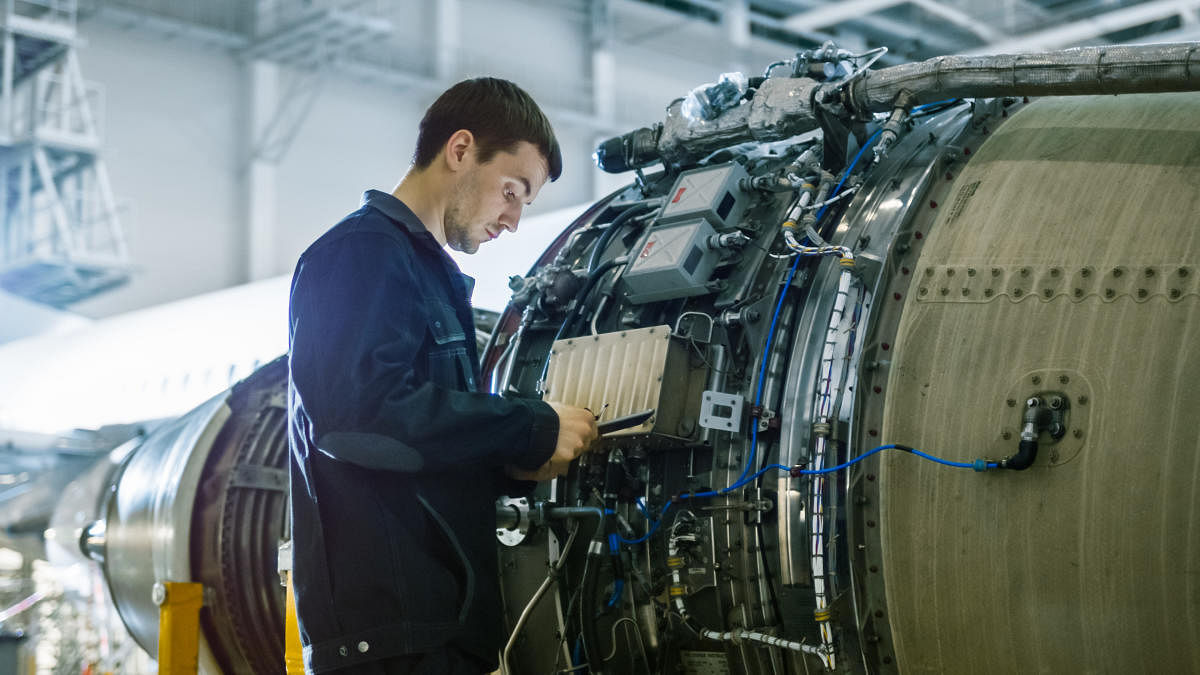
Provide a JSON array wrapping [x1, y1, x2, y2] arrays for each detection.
[[444, 140, 549, 254]]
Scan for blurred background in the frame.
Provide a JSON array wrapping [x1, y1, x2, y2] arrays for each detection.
[[0, 0, 1197, 672]]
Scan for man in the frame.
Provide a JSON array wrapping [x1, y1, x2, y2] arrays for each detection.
[[288, 78, 598, 674]]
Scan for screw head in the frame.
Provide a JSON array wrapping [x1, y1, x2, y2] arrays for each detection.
[[1002, 431, 1012, 440], [1077, 395, 1088, 405], [1032, 375, 1042, 385], [1006, 398, 1016, 407], [1073, 429, 1083, 439]]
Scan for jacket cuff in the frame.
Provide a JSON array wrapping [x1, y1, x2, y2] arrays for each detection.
[[508, 399, 558, 470]]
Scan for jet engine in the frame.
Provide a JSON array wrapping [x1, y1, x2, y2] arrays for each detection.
[[53, 42, 1200, 674]]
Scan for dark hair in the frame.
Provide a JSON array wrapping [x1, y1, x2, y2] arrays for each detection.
[[413, 77, 562, 181]]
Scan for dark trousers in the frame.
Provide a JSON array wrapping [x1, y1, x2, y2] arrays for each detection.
[[324, 647, 492, 675]]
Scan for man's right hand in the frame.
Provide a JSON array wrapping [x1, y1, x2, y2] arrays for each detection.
[[509, 402, 599, 481]]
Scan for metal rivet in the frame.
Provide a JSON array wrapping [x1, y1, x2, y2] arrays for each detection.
[[1112, 267, 1123, 278], [967, 267, 976, 276], [1178, 267, 1190, 278], [1020, 267, 1030, 277], [1074, 288, 1083, 298], [1002, 431, 1012, 440], [866, 473, 876, 481], [1043, 288, 1053, 298], [1032, 375, 1042, 385], [1137, 288, 1148, 298], [962, 288, 970, 296], [991, 267, 1001, 277], [358, 641, 369, 653], [1170, 288, 1182, 299], [1050, 268, 1061, 277], [1059, 375, 1069, 384], [940, 287, 949, 296], [925, 268, 935, 277], [1073, 429, 1083, 439], [946, 268, 955, 277], [1013, 288, 1023, 297], [919, 287, 928, 296], [1077, 395, 1088, 405], [867, 520, 876, 527], [984, 288, 994, 297], [1104, 288, 1115, 298], [1081, 268, 1092, 278], [1144, 268, 1155, 278], [1006, 398, 1016, 407]]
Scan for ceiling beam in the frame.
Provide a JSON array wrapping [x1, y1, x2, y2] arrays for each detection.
[[964, 0, 1200, 54], [783, 0, 907, 32]]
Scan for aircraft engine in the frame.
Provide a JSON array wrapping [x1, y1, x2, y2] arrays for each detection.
[[487, 87, 1200, 673], [53, 42, 1200, 674]]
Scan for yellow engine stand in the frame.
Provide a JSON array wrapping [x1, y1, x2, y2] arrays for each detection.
[[285, 571, 304, 674], [153, 581, 203, 675]]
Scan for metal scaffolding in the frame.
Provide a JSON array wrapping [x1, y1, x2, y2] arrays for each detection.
[[0, 0, 127, 308]]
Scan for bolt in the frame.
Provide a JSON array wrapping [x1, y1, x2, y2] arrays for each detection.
[[1178, 267, 1190, 278], [1170, 288, 1182, 299], [1032, 375, 1042, 385], [1059, 375, 1070, 384], [867, 520, 876, 528], [1073, 429, 1083, 439], [1020, 268, 1030, 277], [1078, 395, 1088, 405], [947, 268, 956, 277], [919, 287, 929, 297], [867, 473, 876, 482], [1137, 289, 1148, 299], [1105, 288, 1115, 299], [967, 268, 977, 277], [1049, 396, 1064, 410], [1081, 267, 1092, 278], [1145, 268, 1156, 278], [1013, 288, 1023, 297], [1112, 267, 1124, 278], [881, 343, 891, 351], [1002, 431, 1012, 440], [1050, 450, 1060, 463], [1074, 288, 1084, 298], [1043, 289, 1053, 298], [894, 292, 902, 301], [984, 288, 994, 297], [873, 385, 882, 394], [915, 231, 924, 240], [1049, 422, 1064, 437], [869, 429, 879, 437], [925, 268, 935, 277], [962, 288, 970, 296], [1006, 398, 1016, 407], [1050, 268, 1061, 277]]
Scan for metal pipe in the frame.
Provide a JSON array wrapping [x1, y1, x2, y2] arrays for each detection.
[[595, 42, 1200, 172], [849, 42, 1200, 112]]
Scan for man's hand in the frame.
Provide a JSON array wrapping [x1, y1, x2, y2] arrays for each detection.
[[508, 402, 599, 481]]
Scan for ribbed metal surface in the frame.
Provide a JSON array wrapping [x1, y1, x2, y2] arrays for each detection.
[[543, 325, 672, 435], [880, 92, 1200, 672]]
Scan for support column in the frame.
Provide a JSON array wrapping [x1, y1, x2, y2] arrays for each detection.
[[245, 59, 279, 282], [725, 0, 751, 73], [434, 0, 460, 81]]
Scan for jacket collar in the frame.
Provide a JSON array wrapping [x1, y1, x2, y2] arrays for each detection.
[[361, 189, 476, 304]]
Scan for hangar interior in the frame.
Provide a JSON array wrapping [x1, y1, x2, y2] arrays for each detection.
[[0, 0, 1198, 673]]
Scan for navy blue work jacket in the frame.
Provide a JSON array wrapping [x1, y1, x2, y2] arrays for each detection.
[[287, 190, 558, 673]]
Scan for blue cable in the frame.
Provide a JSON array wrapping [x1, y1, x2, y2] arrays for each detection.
[[618, 445, 996, 546], [606, 579, 624, 608], [735, 128, 884, 489], [911, 98, 960, 113]]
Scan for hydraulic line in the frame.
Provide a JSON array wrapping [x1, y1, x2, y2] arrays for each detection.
[[501, 525, 580, 674], [588, 203, 654, 274]]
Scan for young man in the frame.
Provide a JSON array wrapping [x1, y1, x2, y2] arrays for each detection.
[[288, 78, 598, 674]]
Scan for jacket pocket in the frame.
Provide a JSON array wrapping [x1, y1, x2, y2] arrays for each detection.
[[416, 494, 475, 625], [426, 302, 477, 391]]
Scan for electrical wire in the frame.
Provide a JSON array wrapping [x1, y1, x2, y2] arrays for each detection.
[[502, 524, 580, 674]]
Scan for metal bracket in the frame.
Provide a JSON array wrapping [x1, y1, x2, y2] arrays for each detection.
[[230, 465, 288, 492], [699, 390, 744, 431]]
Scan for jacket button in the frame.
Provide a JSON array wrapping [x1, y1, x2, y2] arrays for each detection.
[[434, 321, 442, 329], [358, 641, 369, 653], [338, 646, 348, 657]]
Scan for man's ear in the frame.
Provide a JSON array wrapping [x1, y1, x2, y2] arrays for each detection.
[[443, 129, 475, 172]]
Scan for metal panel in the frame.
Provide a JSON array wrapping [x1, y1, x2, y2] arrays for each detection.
[[880, 93, 1200, 673]]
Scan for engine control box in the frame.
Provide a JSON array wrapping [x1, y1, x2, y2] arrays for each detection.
[[542, 325, 709, 444], [622, 218, 719, 304], [659, 162, 750, 230]]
